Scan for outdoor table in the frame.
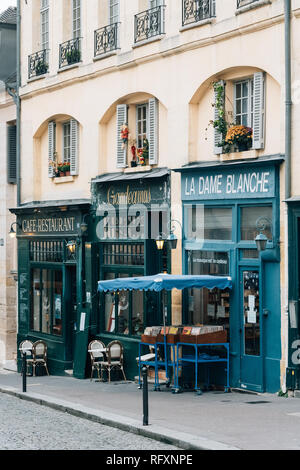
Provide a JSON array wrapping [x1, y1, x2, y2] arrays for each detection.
[[138, 341, 177, 391], [173, 342, 230, 395]]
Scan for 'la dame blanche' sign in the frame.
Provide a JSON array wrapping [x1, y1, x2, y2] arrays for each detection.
[[182, 166, 276, 201]]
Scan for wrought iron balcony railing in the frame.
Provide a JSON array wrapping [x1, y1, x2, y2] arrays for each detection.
[[59, 37, 81, 69], [182, 0, 215, 27], [28, 49, 49, 79], [237, 0, 259, 8], [134, 5, 165, 44], [94, 22, 119, 58]]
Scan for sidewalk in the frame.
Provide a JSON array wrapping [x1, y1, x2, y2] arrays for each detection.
[[1, 368, 300, 450]]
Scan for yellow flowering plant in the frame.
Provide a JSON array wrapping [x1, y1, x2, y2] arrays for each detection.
[[225, 125, 253, 151]]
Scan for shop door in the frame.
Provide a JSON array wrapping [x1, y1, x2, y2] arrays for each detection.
[[66, 266, 77, 360], [239, 267, 264, 392]]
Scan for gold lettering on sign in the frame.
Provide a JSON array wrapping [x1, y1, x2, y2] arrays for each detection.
[[21, 217, 75, 234], [107, 186, 152, 206]]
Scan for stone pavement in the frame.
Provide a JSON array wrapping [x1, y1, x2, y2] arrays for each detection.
[[1, 368, 300, 450]]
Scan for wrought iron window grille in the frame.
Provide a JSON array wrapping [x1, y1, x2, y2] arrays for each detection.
[[59, 37, 81, 69], [102, 243, 145, 267], [237, 0, 259, 8], [182, 0, 215, 27], [134, 4, 165, 44], [28, 50, 49, 79], [94, 22, 120, 57]]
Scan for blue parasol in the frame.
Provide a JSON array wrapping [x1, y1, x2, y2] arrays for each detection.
[[97, 273, 232, 293]]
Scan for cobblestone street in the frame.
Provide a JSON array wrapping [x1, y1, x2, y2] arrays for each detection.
[[0, 393, 179, 450]]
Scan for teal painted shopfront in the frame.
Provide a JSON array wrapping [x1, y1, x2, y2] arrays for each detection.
[[177, 156, 283, 393], [10, 200, 91, 376]]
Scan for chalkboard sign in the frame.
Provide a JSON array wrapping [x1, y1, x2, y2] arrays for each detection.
[[73, 310, 90, 379]]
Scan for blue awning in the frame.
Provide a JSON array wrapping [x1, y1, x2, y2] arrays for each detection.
[[98, 273, 232, 293]]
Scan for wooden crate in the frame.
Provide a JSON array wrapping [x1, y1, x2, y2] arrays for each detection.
[[156, 334, 180, 344], [179, 330, 227, 344], [141, 335, 157, 344]]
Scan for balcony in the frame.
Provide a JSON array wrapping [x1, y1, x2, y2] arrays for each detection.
[[28, 50, 48, 79], [182, 0, 215, 27], [94, 22, 119, 58], [59, 37, 81, 69], [237, 0, 259, 8], [134, 5, 165, 45]]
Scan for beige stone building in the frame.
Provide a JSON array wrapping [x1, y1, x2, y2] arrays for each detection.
[[13, 0, 300, 392], [0, 7, 17, 369]]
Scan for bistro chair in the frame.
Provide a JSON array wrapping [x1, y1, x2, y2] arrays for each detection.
[[19, 340, 34, 376], [88, 340, 107, 381], [32, 340, 50, 376], [102, 340, 126, 383]]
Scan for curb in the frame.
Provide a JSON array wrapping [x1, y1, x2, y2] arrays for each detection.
[[0, 385, 240, 451]]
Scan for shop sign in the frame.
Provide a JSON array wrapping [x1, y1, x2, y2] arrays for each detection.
[[182, 166, 275, 200], [19, 214, 80, 236]]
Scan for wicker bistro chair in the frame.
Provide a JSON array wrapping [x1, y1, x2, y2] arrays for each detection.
[[32, 340, 50, 376], [88, 340, 107, 381], [102, 340, 127, 383], [19, 340, 34, 376]]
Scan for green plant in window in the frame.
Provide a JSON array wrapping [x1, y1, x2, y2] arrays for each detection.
[[207, 81, 234, 153]]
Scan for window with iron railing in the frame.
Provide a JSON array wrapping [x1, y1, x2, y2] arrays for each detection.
[[28, 50, 49, 79], [59, 37, 81, 68], [94, 22, 119, 57], [182, 0, 216, 27], [134, 4, 165, 44], [237, 0, 260, 8]]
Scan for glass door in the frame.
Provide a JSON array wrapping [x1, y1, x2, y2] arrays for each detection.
[[239, 267, 264, 392]]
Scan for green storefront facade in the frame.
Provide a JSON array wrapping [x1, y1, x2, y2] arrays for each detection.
[[12, 169, 171, 380]]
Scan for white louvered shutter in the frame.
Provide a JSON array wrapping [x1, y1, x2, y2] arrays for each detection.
[[148, 97, 159, 165], [48, 121, 56, 177], [70, 119, 79, 175], [213, 80, 225, 155], [116, 104, 128, 168], [252, 72, 265, 150]]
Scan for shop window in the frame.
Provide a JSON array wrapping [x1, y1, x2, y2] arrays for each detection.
[[187, 250, 230, 337], [103, 272, 144, 336], [31, 268, 63, 336], [30, 241, 64, 263], [240, 205, 272, 241], [102, 243, 144, 266], [186, 206, 232, 241], [102, 211, 146, 240], [243, 270, 260, 356]]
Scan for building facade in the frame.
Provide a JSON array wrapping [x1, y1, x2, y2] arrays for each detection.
[[12, 0, 300, 392], [0, 7, 17, 370]]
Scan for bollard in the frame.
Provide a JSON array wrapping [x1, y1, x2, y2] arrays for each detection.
[[22, 352, 27, 393], [142, 365, 149, 426]]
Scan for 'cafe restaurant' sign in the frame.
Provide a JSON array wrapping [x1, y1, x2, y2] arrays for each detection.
[[182, 166, 275, 200], [20, 215, 78, 235]]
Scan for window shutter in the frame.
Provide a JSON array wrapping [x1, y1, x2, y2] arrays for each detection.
[[70, 118, 79, 175], [116, 104, 128, 168], [7, 125, 17, 184], [213, 80, 225, 155], [252, 72, 265, 150], [148, 97, 158, 165], [48, 121, 56, 178]]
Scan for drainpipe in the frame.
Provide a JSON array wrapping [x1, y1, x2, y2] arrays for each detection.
[[284, 0, 292, 391], [285, 0, 291, 201], [16, 0, 21, 207]]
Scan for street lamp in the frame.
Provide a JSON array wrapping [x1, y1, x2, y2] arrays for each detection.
[[155, 219, 182, 251], [255, 216, 273, 252], [155, 234, 165, 251], [9, 222, 20, 239]]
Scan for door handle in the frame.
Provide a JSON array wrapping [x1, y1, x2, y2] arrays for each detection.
[[263, 309, 270, 317]]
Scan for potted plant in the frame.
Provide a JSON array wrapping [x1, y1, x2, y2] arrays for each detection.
[[66, 48, 81, 65], [224, 125, 253, 152], [63, 162, 71, 176], [35, 60, 48, 76]]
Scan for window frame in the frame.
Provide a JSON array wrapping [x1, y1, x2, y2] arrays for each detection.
[[40, 0, 49, 52], [62, 120, 71, 164], [234, 77, 254, 129], [72, 0, 81, 39], [136, 103, 148, 150], [109, 0, 119, 25]]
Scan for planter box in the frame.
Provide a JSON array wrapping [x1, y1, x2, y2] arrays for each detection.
[[179, 330, 227, 344]]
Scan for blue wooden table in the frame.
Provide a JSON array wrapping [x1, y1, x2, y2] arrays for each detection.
[[173, 342, 230, 395]]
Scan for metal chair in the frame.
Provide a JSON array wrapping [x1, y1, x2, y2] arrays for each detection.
[[32, 340, 50, 376], [19, 340, 34, 376], [102, 340, 126, 383], [88, 340, 106, 381]]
